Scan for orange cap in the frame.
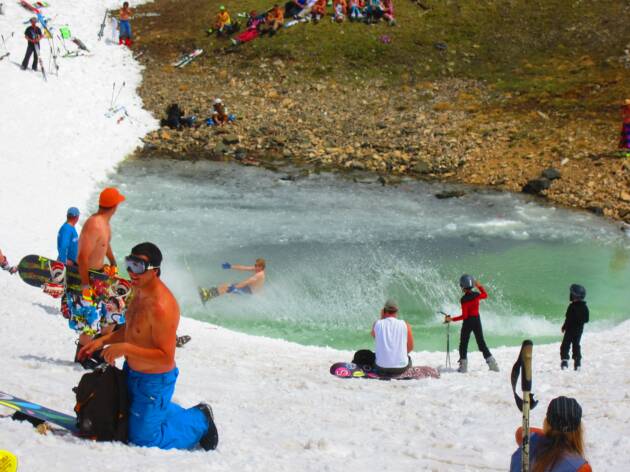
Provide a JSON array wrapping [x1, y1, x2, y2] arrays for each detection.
[[99, 187, 126, 208]]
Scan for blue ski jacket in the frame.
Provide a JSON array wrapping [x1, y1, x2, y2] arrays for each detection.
[[57, 222, 78, 264]]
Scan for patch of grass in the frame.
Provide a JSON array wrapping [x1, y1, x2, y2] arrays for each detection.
[[135, 0, 630, 109]]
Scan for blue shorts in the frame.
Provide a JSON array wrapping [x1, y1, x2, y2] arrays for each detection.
[[234, 285, 253, 295], [125, 363, 208, 450]]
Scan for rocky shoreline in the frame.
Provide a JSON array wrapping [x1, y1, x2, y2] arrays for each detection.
[[132, 20, 630, 226]]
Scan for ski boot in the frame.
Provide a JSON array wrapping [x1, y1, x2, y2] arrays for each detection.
[[457, 359, 467, 373], [176, 335, 191, 348], [196, 403, 219, 451], [574, 359, 581, 371], [486, 356, 500, 372], [561, 359, 569, 370]]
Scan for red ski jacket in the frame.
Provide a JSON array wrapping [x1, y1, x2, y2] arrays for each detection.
[[451, 285, 487, 322]]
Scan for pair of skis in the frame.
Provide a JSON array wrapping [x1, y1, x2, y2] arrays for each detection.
[[172, 48, 203, 68]]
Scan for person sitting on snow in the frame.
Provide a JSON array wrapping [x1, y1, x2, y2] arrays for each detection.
[[0, 248, 18, 274], [260, 4, 284, 36], [333, 0, 347, 22], [352, 299, 414, 376]]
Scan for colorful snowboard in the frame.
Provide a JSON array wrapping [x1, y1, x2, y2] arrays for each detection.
[[0, 391, 79, 434], [329, 362, 440, 380], [18, 254, 113, 293]]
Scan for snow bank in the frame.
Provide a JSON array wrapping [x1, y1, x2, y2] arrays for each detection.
[[1, 2, 629, 471]]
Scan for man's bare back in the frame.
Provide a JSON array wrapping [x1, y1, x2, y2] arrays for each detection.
[[78, 214, 111, 270]]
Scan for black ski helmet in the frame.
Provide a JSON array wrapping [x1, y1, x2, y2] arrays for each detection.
[[459, 274, 474, 290], [570, 284, 586, 301]]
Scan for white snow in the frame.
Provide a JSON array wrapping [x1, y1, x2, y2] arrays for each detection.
[[1, 2, 630, 471]]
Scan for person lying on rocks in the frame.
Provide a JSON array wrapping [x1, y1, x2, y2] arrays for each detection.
[[260, 4, 284, 36]]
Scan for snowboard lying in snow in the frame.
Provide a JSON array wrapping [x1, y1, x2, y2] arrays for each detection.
[[0, 391, 79, 435], [330, 362, 440, 380]]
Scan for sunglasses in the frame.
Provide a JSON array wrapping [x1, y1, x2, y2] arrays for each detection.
[[125, 255, 160, 275]]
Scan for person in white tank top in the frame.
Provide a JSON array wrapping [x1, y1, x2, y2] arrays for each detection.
[[371, 299, 414, 375]]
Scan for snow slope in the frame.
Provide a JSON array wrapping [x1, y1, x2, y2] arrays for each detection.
[[1, 2, 629, 471]]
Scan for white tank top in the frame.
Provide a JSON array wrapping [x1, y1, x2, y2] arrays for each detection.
[[374, 317, 408, 368]]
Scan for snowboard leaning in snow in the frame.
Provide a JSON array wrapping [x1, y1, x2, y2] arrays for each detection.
[[17, 254, 128, 297], [329, 362, 440, 380], [0, 391, 79, 435]]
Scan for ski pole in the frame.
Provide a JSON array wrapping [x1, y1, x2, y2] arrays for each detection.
[[112, 81, 125, 108], [109, 81, 116, 108], [439, 311, 451, 369], [520, 341, 533, 472]]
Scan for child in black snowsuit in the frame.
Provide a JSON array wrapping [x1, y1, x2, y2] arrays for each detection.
[[560, 284, 589, 371]]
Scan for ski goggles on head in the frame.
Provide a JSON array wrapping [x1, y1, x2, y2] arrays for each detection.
[[124, 255, 160, 275]]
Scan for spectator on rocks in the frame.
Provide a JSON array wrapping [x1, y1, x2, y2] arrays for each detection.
[[207, 99, 235, 126], [382, 0, 395, 25], [231, 11, 264, 45], [348, 0, 364, 21], [214, 5, 239, 37], [311, 0, 327, 22], [284, 0, 307, 19], [333, 0, 347, 22]]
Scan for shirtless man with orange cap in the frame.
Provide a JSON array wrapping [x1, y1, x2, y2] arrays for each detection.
[[71, 187, 126, 368]]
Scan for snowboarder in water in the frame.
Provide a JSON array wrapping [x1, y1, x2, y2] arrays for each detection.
[[444, 274, 499, 373], [79, 242, 218, 451], [560, 284, 589, 371], [198, 258, 265, 302], [21, 17, 42, 71], [510, 396, 592, 472]]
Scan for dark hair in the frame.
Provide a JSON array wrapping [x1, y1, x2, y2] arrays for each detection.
[[131, 242, 162, 276]]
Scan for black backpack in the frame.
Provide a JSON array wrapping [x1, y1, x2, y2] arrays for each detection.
[[73, 364, 129, 442]]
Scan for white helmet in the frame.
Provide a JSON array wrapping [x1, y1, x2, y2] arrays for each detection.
[[213, 98, 223, 105]]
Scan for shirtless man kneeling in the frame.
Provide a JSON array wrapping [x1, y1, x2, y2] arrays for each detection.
[[79, 242, 218, 450]]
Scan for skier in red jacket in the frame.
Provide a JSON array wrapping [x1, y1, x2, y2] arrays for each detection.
[[444, 274, 499, 373]]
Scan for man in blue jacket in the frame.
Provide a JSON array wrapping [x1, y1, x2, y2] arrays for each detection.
[[57, 207, 80, 266]]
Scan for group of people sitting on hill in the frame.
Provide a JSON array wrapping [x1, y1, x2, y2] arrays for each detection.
[[159, 99, 235, 129], [209, 0, 395, 46]]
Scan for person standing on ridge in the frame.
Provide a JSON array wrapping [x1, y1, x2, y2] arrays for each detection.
[[118, 2, 133, 47], [21, 17, 42, 71], [79, 242, 219, 451], [57, 207, 80, 266], [510, 396, 591, 472], [560, 284, 589, 371], [444, 274, 499, 373], [71, 187, 126, 368]]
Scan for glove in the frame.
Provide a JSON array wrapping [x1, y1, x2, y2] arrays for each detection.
[[227, 284, 237, 293], [222, 262, 231, 270], [103, 265, 118, 277]]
